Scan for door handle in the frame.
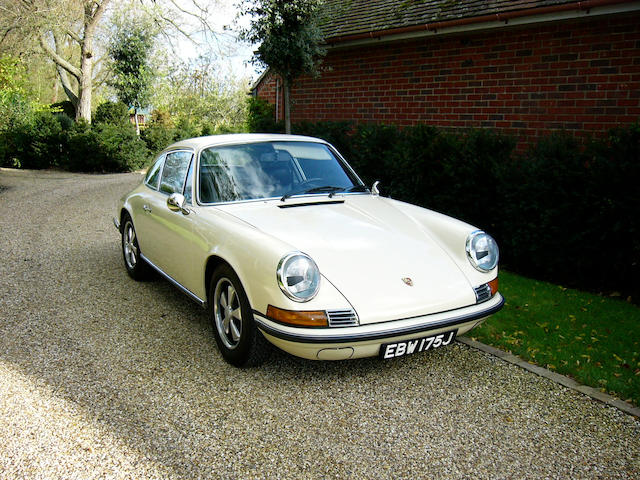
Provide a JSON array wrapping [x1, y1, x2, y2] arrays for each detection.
[[143, 204, 152, 213]]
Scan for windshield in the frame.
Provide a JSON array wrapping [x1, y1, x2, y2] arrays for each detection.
[[198, 141, 363, 203]]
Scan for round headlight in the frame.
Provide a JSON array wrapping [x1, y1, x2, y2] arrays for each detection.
[[277, 253, 321, 302], [466, 230, 499, 272]]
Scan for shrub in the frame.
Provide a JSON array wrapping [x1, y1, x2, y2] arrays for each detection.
[[19, 111, 66, 169], [348, 123, 402, 188], [582, 125, 640, 296], [94, 101, 130, 125], [0, 109, 67, 169], [50, 100, 75, 119], [94, 122, 150, 172], [63, 120, 149, 172], [141, 123, 176, 154], [246, 97, 283, 133], [63, 120, 101, 171], [173, 118, 200, 142], [495, 127, 640, 298]]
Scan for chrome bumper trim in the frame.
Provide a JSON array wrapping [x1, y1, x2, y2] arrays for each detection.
[[113, 216, 120, 230], [253, 294, 504, 344]]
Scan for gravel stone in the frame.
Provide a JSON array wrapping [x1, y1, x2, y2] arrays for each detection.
[[1, 168, 639, 479]]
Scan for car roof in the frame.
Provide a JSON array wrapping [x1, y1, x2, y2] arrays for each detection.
[[164, 133, 328, 152]]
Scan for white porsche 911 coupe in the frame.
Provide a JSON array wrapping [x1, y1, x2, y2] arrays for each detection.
[[115, 134, 503, 367]]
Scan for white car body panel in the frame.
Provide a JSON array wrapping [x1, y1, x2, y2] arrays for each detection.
[[220, 195, 479, 324]]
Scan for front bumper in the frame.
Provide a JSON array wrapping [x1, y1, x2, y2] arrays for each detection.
[[253, 293, 504, 360]]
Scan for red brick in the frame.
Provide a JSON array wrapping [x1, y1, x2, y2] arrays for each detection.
[[254, 13, 640, 149]]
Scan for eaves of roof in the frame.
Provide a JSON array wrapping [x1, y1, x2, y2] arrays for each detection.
[[323, 0, 640, 46]]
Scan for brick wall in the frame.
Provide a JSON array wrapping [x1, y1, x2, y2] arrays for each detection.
[[254, 74, 283, 120], [255, 13, 640, 147]]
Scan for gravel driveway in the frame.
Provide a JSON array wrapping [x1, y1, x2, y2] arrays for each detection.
[[0, 168, 638, 479]]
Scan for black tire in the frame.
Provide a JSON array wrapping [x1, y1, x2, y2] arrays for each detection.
[[209, 264, 270, 367], [121, 214, 152, 281]]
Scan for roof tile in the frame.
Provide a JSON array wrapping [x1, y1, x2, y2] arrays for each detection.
[[321, 0, 585, 40]]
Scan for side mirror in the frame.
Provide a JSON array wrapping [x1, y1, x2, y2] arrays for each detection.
[[372, 181, 381, 196], [167, 192, 189, 215]]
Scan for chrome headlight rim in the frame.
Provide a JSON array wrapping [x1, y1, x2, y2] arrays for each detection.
[[277, 252, 321, 303], [466, 230, 499, 272]]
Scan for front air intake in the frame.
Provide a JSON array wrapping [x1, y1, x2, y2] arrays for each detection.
[[327, 309, 359, 327], [474, 283, 492, 304]]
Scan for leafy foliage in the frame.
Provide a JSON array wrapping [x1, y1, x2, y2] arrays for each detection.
[[0, 107, 150, 172], [50, 101, 76, 119], [108, 22, 155, 110], [241, 0, 326, 81], [0, 56, 32, 134], [499, 129, 640, 299], [64, 120, 149, 172], [246, 97, 283, 133], [151, 57, 249, 134], [94, 101, 130, 125]]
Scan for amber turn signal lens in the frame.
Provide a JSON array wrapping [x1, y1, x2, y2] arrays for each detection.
[[266, 305, 328, 327], [488, 277, 499, 296]]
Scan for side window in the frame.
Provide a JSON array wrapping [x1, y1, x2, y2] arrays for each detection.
[[183, 157, 194, 204], [145, 154, 164, 190], [159, 151, 193, 195]]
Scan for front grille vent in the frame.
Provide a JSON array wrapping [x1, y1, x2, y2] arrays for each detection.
[[474, 283, 492, 304], [327, 309, 359, 327]]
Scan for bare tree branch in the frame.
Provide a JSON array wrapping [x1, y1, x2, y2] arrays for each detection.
[[83, 0, 110, 43], [156, 11, 196, 41], [66, 28, 82, 44], [56, 65, 79, 106], [39, 35, 82, 79]]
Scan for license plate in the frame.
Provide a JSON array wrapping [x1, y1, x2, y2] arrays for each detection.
[[380, 330, 457, 359]]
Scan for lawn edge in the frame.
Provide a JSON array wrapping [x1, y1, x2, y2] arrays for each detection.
[[458, 336, 640, 418]]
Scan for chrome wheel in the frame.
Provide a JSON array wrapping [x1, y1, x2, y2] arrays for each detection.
[[214, 277, 243, 349], [123, 220, 139, 269]]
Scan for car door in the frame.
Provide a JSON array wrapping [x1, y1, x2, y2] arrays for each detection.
[[141, 149, 198, 289]]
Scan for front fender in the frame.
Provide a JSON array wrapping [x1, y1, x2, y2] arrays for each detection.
[[195, 208, 353, 315]]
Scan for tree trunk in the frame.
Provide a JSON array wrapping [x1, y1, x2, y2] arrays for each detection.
[[134, 107, 140, 136], [38, 1, 111, 124], [76, 47, 93, 123], [283, 76, 291, 134]]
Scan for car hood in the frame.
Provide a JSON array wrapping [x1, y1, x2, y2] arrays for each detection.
[[219, 195, 476, 324]]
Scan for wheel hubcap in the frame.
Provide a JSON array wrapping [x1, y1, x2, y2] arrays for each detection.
[[123, 222, 138, 268], [214, 278, 243, 349]]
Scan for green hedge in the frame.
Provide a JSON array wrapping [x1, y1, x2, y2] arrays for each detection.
[[500, 126, 640, 299], [0, 111, 150, 172]]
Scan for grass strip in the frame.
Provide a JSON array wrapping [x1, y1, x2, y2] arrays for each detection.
[[471, 271, 640, 407]]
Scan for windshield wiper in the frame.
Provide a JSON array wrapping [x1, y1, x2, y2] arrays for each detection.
[[280, 186, 344, 202]]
